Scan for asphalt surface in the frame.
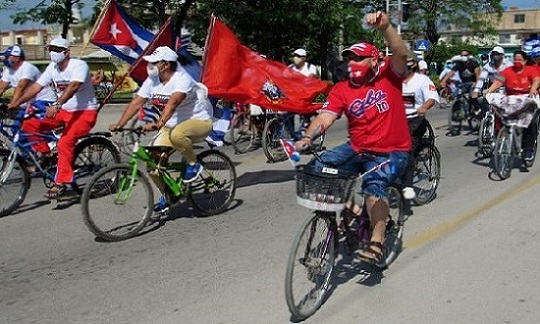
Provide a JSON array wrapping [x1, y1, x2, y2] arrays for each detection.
[[1, 104, 540, 323]]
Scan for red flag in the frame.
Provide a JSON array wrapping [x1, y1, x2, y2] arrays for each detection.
[[201, 16, 331, 114]]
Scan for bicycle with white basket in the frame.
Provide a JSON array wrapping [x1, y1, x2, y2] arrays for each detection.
[[487, 93, 539, 179], [284, 148, 405, 320]]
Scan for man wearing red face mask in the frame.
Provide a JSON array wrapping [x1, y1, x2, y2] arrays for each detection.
[[487, 50, 540, 161], [296, 11, 411, 265]]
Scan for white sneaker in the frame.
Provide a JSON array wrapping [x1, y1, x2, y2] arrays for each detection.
[[402, 187, 416, 200]]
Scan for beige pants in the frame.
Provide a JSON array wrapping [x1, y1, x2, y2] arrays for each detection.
[[152, 119, 213, 163], [149, 119, 213, 195]]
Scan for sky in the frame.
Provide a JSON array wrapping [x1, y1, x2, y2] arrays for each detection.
[[0, 0, 538, 31]]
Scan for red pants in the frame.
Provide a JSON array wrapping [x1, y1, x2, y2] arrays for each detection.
[[22, 109, 98, 184]]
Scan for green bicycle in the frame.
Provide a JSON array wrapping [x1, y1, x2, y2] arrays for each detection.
[[81, 128, 237, 241]]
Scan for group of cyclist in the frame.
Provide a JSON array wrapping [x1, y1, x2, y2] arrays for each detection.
[[439, 45, 540, 161], [2, 11, 540, 265]]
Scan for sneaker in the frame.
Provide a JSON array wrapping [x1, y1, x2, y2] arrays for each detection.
[[523, 149, 535, 162], [402, 187, 416, 200], [153, 195, 170, 212], [183, 163, 203, 183]]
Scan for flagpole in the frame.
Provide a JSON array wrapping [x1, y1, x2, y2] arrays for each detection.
[[79, 0, 112, 58], [200, 14, 216, 82], [97, 17, 172, 111]]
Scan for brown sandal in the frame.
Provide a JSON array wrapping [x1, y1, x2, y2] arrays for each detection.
[[45, 183, 67, 199], [357, 241, 384, 264]]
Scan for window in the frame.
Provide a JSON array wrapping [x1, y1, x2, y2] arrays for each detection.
[[499, 34, 511, 43], [514, 14, 525, 23]]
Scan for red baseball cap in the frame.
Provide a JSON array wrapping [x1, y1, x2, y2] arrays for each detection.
[[342, 42, 379, 59]]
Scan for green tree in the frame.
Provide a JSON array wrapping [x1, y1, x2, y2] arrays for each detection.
[[9, 0, 85, 38], [400, 0, 503, 65]]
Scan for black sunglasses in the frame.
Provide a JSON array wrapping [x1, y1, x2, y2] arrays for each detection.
[[48, 46, 68, 53]]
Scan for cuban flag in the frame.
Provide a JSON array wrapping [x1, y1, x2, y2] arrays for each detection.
[[90, 0, 153, 64], [91, 0, 174, 83], [280, 138, 301, 166]]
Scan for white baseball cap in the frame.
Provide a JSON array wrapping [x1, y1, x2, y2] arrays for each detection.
[[491, 46, 505, 55], [143, 46, 178, 63], [293, 48, 307, 57], [48, 37, 70, 49], [418, 61, 428, 70]]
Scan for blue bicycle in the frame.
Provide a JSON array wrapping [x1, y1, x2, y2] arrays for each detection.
[[0, 104, 121, 216]]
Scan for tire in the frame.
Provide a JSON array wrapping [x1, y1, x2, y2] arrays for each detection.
[[493, 126, 514, 180], [120, 117, 141, 155], [262, 117, 289, 162], [189, 150, 237, 216], [478, 115, 495, 157], [73, 136, 121, 192], [231, 113, 257, 154], [468, 114, 481, 132], [81, 165, 154, 241], [448, 99, 463, 135], [381, 185, 404, 268], [285, 211, 336, 320], [0, 151, 30, 217], [413, 144, 441, 205]]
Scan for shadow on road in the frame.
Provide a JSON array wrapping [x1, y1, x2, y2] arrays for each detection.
[[236, 170, 296, 189]]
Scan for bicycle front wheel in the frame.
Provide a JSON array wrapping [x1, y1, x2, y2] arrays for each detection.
[[478, 116, 495, 157], [285, 211, 336, 320], [0, 151, 30, 217], [262, 117, 288, 162], [189, 150, 237, 216], [413, 144, 441, 205], [81, 165, 154, 241], [493, 126, 514, 180], [381, 185, 404, 268]]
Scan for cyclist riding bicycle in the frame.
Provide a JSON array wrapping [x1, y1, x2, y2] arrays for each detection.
[[471, 46, 513, 115], [402, 51, 440, 213], [295, 11, 411, 264], [486, 50, 540, 161], [0, 45, 56, 116], [110, 46, 213, 197], [7, 37, 99, 199]]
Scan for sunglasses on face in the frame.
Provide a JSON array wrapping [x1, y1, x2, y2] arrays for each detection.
[[48, 46, 68, 53]]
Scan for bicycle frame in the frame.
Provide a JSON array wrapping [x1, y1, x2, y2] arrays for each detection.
[[123, 132, 190, 198]]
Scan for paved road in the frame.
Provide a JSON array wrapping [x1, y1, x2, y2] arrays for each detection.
[[1, 105, 539, 323]]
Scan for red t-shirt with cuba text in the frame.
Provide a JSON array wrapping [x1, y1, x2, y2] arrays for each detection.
[[321, 59, 411, 153]]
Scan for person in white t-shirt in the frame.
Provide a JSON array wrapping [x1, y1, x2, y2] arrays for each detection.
[[401, 52, 440, 212], [110, 46, 213, 185], [0, 45, 56, 115], [289, 48, 319, 78], [287, 48, 319, 139], [8, 37, 98, 198]]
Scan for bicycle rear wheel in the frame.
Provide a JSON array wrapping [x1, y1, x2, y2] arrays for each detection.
[[413, 144, 441, 205], [231, 113, 257, 154], [189, 150, 237, 216], [73, 136, 121, 192], [81, 165, 154, 241], [380, 185, 404, 268], [262, 117, 289, 162], [0, 151, 30, 217], [285, 211, 336, 320], [493, 126, 514, 180]]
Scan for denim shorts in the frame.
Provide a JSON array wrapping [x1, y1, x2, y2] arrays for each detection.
[[309, 142, 409, 199]]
